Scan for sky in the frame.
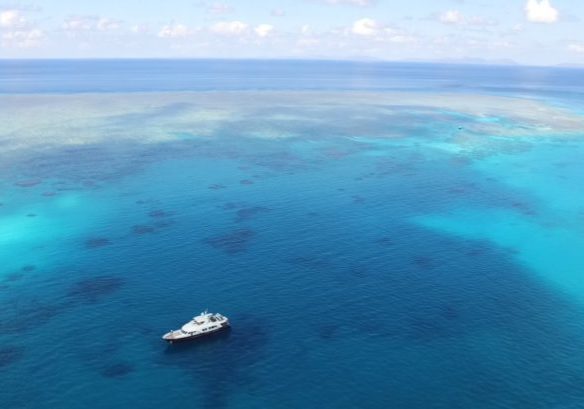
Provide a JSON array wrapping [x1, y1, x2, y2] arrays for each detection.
[[0, 0, 583, 66]]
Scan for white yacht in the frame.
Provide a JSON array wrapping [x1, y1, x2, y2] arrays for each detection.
[[162, 311, 230, 343]]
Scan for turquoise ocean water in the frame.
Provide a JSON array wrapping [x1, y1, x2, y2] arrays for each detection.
[[1, 60, 584, 408]]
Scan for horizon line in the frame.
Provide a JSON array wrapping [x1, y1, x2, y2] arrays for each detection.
[[0, 57, 583, 69]]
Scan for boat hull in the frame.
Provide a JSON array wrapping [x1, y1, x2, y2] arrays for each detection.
[[164, 324, 230, 343]]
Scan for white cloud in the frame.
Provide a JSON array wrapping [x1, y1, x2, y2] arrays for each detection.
[[1, 28, 44, 48], [440, 10, 464, 24], [438, 10, 497, 27], [254, 24, 274, 38], [210, 20, 249, 36], [97, 18, 122, 31], [62, 16, 96, 31], [0, 9, 27, 29], [346, 18, 416, 44], [1, 9, 46, 49], [525, 0, 558, 23], [348, 18, 415, 43], [158, 23, 190, 38], [387, 34, 414, 44], [351, 18, 378, 36], [62, 15, 122, 32], [131, 24, 150, 34], [158, 20, 272, 40], [568, 43, 584, 53]]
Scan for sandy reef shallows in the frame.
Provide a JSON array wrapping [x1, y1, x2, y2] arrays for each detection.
[[2, 91, 583, 156]]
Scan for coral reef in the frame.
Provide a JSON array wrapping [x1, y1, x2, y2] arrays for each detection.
[[85, 238, 112, 249], [67, 276, 124, 303], [235, 206, 270, 223], [15, 179, 42, 188], [204, 229, 256, 254], [133, 225, 155, 235], [101, 362, 134, 378], [0, 346, 24, 368]]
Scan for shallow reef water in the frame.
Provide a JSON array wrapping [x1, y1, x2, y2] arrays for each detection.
[[1, 61, 584, 408]]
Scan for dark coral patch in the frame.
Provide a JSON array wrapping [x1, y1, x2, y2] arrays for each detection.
[[446, 183, 477, 195], [15, 179, 42, 188], [208, 184, 226, 190], [240, 179, 254, 185], [22, 265, 36, 272], [252, 151, 307, 172], [154, 220, 175, 229], [235, 207, 271, 223], [56, 186, 82, 192], [5, 272, 24, 282], [101, 362, 134, 378], [0, 304, 61, 333], [85, 238, 112, 249], [42, 191, 57, 197], [204, 229, 256, 254], [318, 324, 340, 340], [322, 148, 350, 160], [375, 237, 394, 247], [510, 201, 537, 216], [68, 276, 124, 303], [412, 256, 438, 270], [0, 346, 24, 368], [148, 209, 172, 218], [133, 225, 155, 235], [446, 187, 468, 195], [440, 304, 460, 320], [26, 213, 37, 218]]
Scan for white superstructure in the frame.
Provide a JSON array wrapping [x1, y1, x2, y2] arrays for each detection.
[[162, 311, 230, 343]]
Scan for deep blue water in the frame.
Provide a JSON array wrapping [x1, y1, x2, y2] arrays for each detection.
[[2, 60, 584, 408], [2, 59, 584, 97]]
